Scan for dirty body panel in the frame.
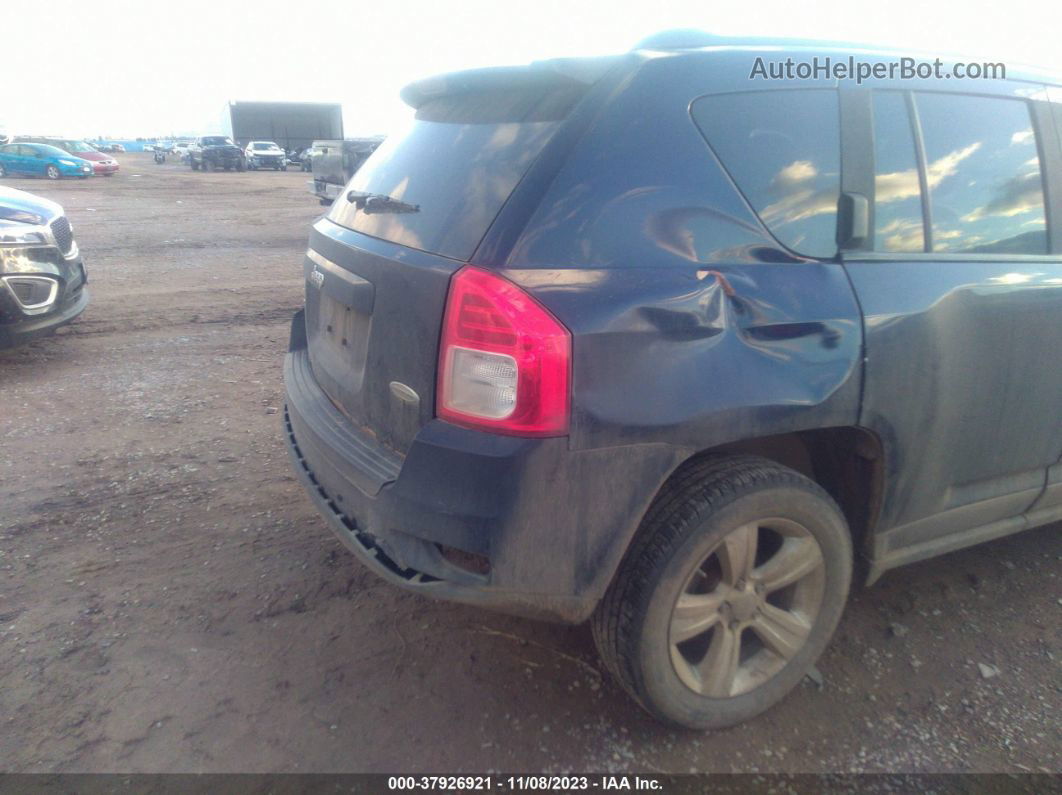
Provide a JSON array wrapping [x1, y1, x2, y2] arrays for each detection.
[[284, 51, 866, 619]]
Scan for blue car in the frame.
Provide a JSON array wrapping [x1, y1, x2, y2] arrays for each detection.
[[0, 143, 94, 180]]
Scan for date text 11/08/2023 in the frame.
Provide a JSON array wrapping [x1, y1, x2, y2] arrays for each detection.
[[387, 776, 664, 791]]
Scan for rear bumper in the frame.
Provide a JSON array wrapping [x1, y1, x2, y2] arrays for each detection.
[[310, 179, 343, 200], [282, 310, 678, 623]]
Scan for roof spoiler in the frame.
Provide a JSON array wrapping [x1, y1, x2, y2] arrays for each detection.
[[400, 56, 623, 110]]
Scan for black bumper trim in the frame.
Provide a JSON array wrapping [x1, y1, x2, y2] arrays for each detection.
[[283, 403, 593, 623]]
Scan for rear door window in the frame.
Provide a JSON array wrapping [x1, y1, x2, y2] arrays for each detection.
[[327, 83, 586, 261], [913, 93, 1047, 254], [691, 89, 841, 259]]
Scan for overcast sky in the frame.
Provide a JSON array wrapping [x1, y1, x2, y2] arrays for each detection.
[[4, 0, 1058, 140]]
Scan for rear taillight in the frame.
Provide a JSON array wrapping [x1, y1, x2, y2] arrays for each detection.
[[437, 266, 570, 437]]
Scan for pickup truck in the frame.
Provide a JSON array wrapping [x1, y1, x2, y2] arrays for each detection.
[[188, 136, 245, 172], [308, 137, 384, 204]]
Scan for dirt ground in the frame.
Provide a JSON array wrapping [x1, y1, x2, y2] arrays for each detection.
[[0, 152, 1059, 774]]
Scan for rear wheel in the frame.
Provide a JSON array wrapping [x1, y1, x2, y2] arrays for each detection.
[[46, 165, 61, 180], [592, 455, 852, 729]]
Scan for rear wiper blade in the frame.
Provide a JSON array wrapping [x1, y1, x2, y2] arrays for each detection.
[[346, 190, 420, 215]]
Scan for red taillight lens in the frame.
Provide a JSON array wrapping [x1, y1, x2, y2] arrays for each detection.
[[437, 266, 570, 437]]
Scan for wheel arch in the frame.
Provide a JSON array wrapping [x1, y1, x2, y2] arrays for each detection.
[[597, 426, 886, 604], [702, 427, 886, 577]]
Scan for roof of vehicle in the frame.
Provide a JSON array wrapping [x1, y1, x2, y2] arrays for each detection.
[[631, 29, 1058, 86], [404, 32, 1057, 106]]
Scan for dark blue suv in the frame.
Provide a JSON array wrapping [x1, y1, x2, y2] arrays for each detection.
[[283, 33, 1062, 728]]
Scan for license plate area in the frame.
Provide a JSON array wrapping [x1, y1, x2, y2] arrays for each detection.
[[305, 249, 374, 418]]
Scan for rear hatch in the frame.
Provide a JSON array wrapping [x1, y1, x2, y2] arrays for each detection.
[[303, 58, 616, 454]]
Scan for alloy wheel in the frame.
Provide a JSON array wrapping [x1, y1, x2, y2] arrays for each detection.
[[669, 518, 825, 698]]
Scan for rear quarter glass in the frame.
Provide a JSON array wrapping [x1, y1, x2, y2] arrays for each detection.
[[326, 85, 585, 261], [691, 89, 842, 260]]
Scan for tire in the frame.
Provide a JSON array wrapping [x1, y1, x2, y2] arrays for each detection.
[[236, 160, 245, 172], [592, 455, 852, 730], [191, 159, 199, 171], [46, 165, 61, 180]]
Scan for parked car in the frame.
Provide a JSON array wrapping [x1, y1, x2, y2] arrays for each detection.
[[308, 137, 383, 204], [0, 144, 94, 179], [282, 35, 1062, 730], [107, 143, 126, 153], [14, 138, 119, 176], [244, 140, 287, 171], [173, 141, 193, 159], [188, 136, 245, 172], [0, 186, 89, 347]]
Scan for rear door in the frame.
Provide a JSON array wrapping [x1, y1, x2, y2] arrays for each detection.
[[302, 64, 605, 454], [841, 83, 1062, 569]]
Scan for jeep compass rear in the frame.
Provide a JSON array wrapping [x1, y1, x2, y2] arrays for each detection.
[[285, 36, 1062, 728]]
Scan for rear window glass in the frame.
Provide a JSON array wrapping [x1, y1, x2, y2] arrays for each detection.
[[327, 84, 584, 261], [691, 89, 841, 259]]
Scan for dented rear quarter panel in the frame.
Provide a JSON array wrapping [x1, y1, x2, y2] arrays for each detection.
[[496, 52, 863, 456]]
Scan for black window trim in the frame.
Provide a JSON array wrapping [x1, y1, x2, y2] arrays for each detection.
[[905, 91, 933, 253], [842, 85, 1062, 262]]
